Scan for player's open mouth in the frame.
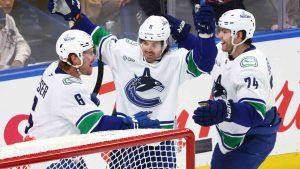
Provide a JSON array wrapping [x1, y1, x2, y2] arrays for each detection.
[[145, 51, 153, 56], [221, 42, 225, 47]]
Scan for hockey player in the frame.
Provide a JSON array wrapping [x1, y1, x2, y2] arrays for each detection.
[[169, 3, 281, 169], [47, 0, 216, 130], [23, 29, 160, 168], [24, 29, 160, 140], [47, 0, 216, 168]]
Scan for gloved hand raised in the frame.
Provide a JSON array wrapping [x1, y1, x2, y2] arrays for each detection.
[[193, 3, 216, 38], [193, 99, 233, 126], [48, 0, 81, 21], [164, 15, 191, 42], [116, 111, 160, 129]]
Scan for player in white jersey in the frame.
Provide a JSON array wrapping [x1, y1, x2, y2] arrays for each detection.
[[24, 29, 159, 168], [47, 1, 217, 168], [47, 0, 217, 129], [25, 29, 159, 139], [173, 3, 281, 169]]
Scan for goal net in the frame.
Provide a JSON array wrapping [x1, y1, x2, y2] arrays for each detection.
[[0, 128, 195, 169]]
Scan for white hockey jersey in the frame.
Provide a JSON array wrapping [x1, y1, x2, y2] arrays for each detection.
[[26, 62, 104, 139], [92, 27, 203, 129], [211, 43, 275, 154]]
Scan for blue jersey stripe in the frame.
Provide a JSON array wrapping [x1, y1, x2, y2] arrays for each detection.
[[239, 97, 266, 104]]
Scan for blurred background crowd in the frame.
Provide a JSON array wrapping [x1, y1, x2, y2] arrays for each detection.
[[0, 0, 299, 70]]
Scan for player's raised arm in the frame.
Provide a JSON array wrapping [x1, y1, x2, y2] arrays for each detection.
[[48, 0, 106, 40], [48, 0, 81, 22], [165, 2, 217, 73]]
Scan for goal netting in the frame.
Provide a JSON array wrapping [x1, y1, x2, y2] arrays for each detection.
[[0, 128, 195, 169]]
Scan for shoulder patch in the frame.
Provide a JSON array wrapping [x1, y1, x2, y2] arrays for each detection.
[[240, 56, 258, 68], [62, 77, 82, 85], [125, 39, 138, 46]]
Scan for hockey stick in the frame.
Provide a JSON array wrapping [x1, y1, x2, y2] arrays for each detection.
[[160, 0, 166, 16], [92, 56, 104, 96]]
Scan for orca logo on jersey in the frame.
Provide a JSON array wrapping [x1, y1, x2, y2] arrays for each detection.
[[125, 68, 164, 108], [212, 75, 227, 100]]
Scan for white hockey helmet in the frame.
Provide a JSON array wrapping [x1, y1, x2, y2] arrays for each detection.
[[138, 15, 170, 50], [218, 9, 255, 43], [56, 29, 93, 67]]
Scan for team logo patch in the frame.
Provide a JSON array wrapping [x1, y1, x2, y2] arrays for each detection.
[[63, 34, 75, 41], [240, 56, 258, 68], [125, 39, 138, 46], [240, 11, 251, 18], [63, 77, 82, 85], [125, 68, 164, 108]]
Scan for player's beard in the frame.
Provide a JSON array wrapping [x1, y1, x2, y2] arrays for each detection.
[[143, 51, 160, 63], [221, 41, 233, 54]]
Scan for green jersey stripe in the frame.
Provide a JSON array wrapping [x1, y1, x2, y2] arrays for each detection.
[[219, 129, 245, 150], [91, 27, 110, 46], [246, 101, 267, 118], [77, 111, 104, 134], [160, 124, 174, 129], [187, 51, 203, 77]]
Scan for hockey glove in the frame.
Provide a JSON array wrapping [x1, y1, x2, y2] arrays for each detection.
[[116, 112, 160, 129], [192, 3, 216, 38], [164, 15, 191, 42], [193, 99, 233, 126], [90, 93, 100, 106], [48, 0, 81, 21]]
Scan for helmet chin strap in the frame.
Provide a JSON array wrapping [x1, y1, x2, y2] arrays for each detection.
[[229, 44, 237, 56], [152, 39, 168, 62], [229, 35, 248, 55], [65, 54, 83, 75], [159, 40, 168, 56]]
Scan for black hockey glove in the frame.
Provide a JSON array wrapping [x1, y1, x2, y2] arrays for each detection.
[[164, 15, 191, 42], [48, 0, 81, 21], [193, 99, 234, 126], [192, 3, 216, 38]]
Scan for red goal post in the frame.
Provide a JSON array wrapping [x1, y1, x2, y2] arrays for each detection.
[[0, 128, 195, 169]]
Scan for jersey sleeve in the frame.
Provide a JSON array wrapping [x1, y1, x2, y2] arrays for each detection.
[[178, 33, 217, 73], [173, 48, 196, 83], [233, 59, 268, 120], [72, 16, 119, 70], [59, 82, 105, 134], [91, 27, 120, 70]]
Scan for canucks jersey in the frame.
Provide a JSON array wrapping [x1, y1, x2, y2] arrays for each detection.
[[92, 27, 205, 129], [25, 62, 105, 139], [211, 43, 275, 154]]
